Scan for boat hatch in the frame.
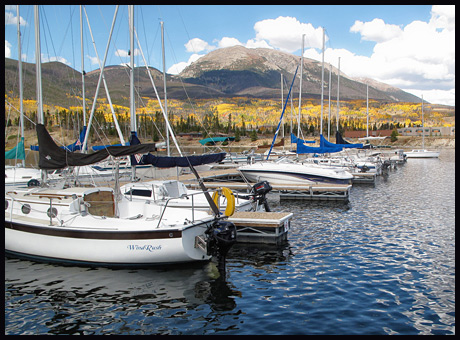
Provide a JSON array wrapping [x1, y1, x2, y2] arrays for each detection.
[[83, 190, 115, 217]]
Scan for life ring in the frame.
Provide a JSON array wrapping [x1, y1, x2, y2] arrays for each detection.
[[211, 187, 235, 217]]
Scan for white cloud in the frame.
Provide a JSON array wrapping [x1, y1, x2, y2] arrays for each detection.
[[5, 40, 12, 58], [115, 48, 140, 58], [175, 7, 454, 105], [246, 38, 273, 49], [350, 18, 402, 43], [5, 10, 28, 26], [41, 54, 71, 66], [185, 38, 215, 53], [168, 53, 204, 75], [430, 5, 455, 31], [333, 6, 455, 105], [87, 54, 99, 66], [217, 37, 243, 48], [254, 16, 323, 52]]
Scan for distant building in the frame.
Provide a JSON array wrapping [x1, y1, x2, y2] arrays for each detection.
[[343, 130, 393, 138], [396, 126, 455, 136]]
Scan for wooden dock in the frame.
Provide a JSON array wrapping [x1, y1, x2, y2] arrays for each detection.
[[228, 211, 293, 245]]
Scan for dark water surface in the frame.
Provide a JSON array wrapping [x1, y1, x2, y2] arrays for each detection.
[[5, 149, 455, 335]]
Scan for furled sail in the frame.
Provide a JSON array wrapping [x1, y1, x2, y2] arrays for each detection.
[[334, 131, 363, 148], [129, 132, 226, 168], [36, 124, 156, 170], [31, 126, 88, 152]]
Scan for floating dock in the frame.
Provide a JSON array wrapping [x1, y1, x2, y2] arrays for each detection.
[[351, 172, 377, 184], [174, 169, 351, 201], [228, 211, 293, 245]]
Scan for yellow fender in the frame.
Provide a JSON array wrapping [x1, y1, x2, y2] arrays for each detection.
[[211, 187, 235, 217]]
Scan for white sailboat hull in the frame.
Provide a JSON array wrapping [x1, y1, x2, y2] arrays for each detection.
[[5, 187, 214, 266]]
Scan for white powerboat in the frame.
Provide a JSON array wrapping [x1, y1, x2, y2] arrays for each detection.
[[5, 165, 42, 187], [406, 96, 440, 159], [238, 158, 353, 185], [120, 179, 263, 213], [405, 149, 440, 158]]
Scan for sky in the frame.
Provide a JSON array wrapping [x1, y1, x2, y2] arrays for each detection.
[[5, 5, 455, 106]]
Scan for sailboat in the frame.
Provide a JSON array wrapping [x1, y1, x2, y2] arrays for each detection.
[[5, 5, 237, 268], [5, 5, 42, 188], [405, 96, 440, 158], [239, 30, 353, 185]]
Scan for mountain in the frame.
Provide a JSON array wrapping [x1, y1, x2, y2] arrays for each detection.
[[178, 46, 422, 102], [5, 46, 422, 109]]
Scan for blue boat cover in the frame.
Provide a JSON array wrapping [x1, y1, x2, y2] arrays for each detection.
[[5, 138, 25, 160], [199, 136, 235, 145], [290, 133, 315, 144]]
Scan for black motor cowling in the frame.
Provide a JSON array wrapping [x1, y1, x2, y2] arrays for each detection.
[[206, 220, 237, 273], [251, 181, 272, 212]]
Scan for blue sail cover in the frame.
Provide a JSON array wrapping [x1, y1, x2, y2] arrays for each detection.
[[31, 126, 87, 152], [92, 142, 130, 151], [129, 132, 226, 168], [290, 133, 315, 144], [296, 134, 343, 154]]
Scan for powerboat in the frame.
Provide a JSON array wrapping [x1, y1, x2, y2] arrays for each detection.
[[238, 157, 353, 185], [405, 149, 440, 158], [5, 165, 42, 187], [120, 179, 263, 213]]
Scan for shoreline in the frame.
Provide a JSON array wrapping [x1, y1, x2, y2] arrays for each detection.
[[5, 128, 455, 152]]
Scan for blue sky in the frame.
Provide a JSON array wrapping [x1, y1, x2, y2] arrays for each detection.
[[5, 5, 455, 106]]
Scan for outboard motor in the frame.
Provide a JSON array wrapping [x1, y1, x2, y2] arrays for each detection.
[[251, 181, 272, 212], [359, 165, 370, 173], [382, 160, 391, 172], [206, 220, 237, 274]]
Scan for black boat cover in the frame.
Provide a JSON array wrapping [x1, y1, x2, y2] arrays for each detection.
[[129, 132, 226, 168], [36, 124, 156, 170]]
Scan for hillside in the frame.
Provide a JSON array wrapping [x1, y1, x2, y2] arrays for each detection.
[[6, 46, 422, 109], [178, 46, 422, 102]]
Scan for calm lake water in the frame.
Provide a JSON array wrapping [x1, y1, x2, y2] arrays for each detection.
[[5, 149, 455, 335]]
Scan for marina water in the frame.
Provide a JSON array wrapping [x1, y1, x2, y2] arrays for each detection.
[[5, 149, 455, 335]]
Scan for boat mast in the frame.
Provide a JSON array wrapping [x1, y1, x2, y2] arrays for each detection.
[[366, 84, 369, 138], [421, 95, 425, 149], [17, 5, 25, 167], [129, 5, 136, 179], [34, 6, 44, 125], [328, 63, 332, 141], [82, 6, 124, 152], [320, 27, 325, 136], [298, 34, 304, 138], [281, 73, 284, 147], [336, 57, 340, 134], [129, 5, 136, 135], [34, 5, 46, 185], [80, 6, 86, 127], [161, 21, 170, 156]]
